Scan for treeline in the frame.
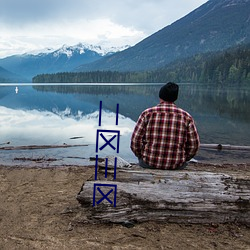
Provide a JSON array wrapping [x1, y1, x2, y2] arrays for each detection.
[[33, 71, 151, 83], [33, 43, 250, 85], [153, 43, 250, 84]]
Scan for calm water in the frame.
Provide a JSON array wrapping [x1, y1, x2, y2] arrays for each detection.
[[0, 83, 250, 166]]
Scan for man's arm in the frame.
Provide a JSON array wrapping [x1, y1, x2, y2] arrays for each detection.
[[130, 113, 146, 158], [185, 119, 200, 161]]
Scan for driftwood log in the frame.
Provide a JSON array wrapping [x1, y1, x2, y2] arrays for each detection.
[[77, 165, 250, 225], [0, 144, 88, 150], [200, 143, 250, 151]]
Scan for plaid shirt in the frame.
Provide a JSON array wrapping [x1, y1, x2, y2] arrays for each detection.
[[130, 102, 200, 169]]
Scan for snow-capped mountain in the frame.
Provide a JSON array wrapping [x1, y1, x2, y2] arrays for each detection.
[[0, 43, 130, 81], [51, 43, 130, 58], [28, 43, 130, 58]]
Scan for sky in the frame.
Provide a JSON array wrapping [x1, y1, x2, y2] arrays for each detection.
[[0, 0, 208, 58]]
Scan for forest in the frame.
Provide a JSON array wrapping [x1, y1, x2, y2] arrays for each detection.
[[32, 43, 250, 85]]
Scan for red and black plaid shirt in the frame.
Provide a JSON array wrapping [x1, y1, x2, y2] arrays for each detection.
[[130, 102, 200, 169]]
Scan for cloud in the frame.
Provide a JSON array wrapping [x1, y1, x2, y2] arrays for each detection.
[[0, 17, 145, 57], [0, 0, 74, 25], [0, 0, 207, 31], [0, 0, 208, 57]]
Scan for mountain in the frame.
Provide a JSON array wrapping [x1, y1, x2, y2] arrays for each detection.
[[0, 65, 26, 83], [32, 42, 250, 85], [76, 0, 250, 72], [0, 43, 129, 81]]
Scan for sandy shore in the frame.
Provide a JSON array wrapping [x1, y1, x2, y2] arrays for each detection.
[[0, 163, 249, 250]]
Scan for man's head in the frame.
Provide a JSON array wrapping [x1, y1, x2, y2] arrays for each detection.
[[159, 82, 179, 102]]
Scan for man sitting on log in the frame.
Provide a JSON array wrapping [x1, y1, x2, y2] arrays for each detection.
[[130, 82, 200, 170]]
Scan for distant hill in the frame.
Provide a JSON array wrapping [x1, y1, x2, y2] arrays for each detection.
[[0, 43, 129, 81], [0, 65, 26, 83], [76, 0, 250, 72]]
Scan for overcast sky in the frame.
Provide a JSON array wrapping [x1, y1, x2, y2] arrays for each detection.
[[0, 0, 208, 58]]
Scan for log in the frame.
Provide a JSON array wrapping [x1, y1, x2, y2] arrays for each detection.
[[200, 143, 250, 151], [0, 144, 88, 150], [76, 166, 250, 225]]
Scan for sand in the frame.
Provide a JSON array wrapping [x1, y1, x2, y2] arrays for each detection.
[[0, 163, 249, 250]]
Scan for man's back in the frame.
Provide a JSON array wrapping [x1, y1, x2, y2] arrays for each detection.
[[130, 82, 199, 170]]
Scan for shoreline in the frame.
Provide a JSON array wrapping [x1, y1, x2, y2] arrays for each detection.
[[0, 163, 249, 249], [1, 161, 250, 171], [2, 148, 250, 168]]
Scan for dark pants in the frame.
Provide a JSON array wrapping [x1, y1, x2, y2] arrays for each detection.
[[138, 158, 188, 170]]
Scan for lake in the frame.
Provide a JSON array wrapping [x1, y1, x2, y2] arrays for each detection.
[[0, 83, 250, 167]]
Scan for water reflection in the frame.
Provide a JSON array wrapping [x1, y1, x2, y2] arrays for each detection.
[[33, 83, 250, 123], [178, 84, 250, 123], [0, 83, 250, 166]]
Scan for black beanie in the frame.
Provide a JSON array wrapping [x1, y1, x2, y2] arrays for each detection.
[[159, 82, 179, 102]]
